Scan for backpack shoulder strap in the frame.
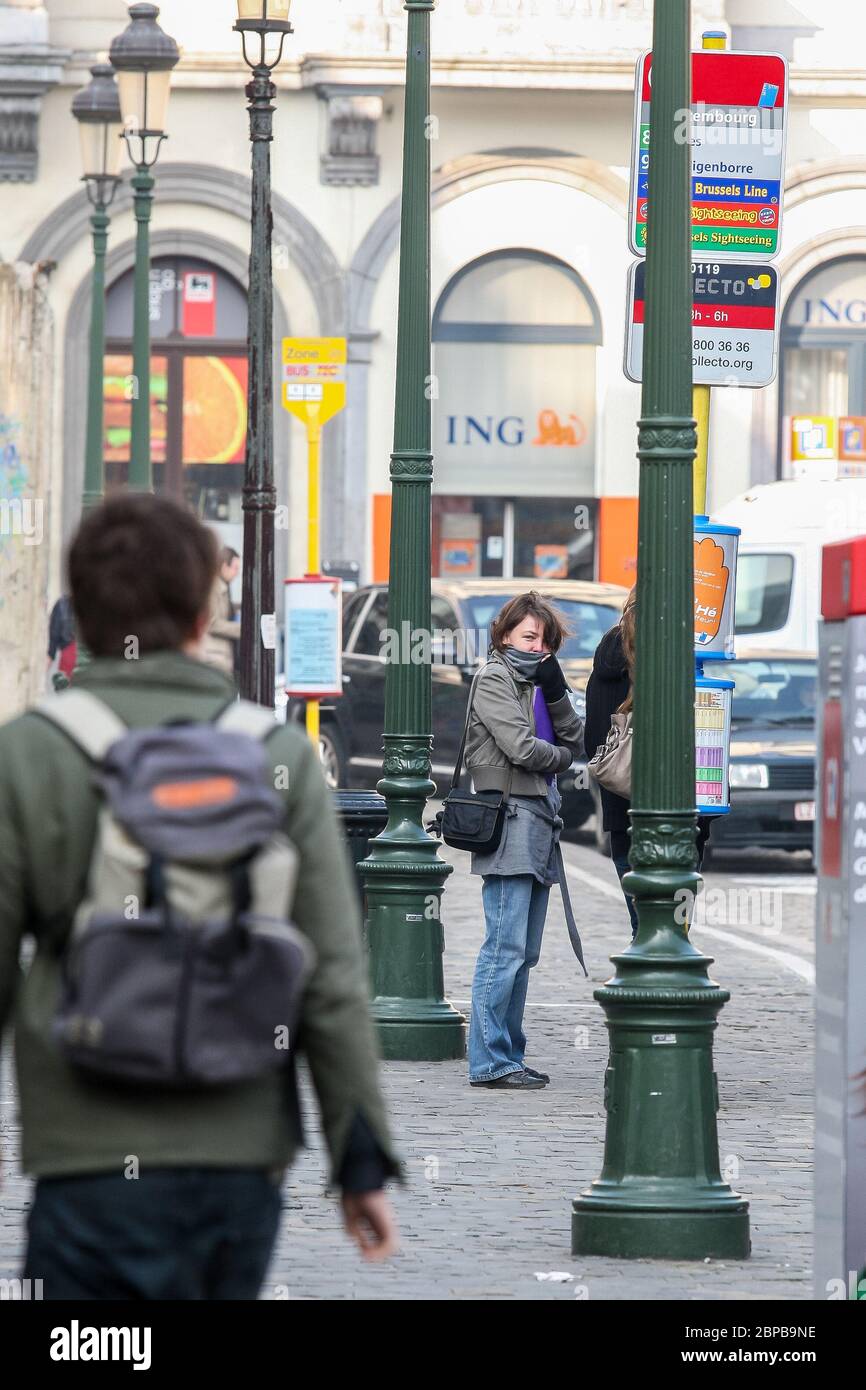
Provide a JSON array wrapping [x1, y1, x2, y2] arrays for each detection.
[[32, 689, 128, 763], [215, 698, 278, 743]]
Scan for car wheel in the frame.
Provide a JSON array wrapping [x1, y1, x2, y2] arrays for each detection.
[[318, 725, 347, 790]]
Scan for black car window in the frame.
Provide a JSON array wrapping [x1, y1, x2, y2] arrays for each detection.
[[703, 658, 817, 724], [353, 591, 390, 658], [342, 590, 369, 649], [430, 595, 466, 663]]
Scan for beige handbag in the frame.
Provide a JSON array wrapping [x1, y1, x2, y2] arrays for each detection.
[[588, 712, 632, 799]]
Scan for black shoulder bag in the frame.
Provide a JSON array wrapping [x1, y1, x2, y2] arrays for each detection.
[[430, 665, 513, 853]]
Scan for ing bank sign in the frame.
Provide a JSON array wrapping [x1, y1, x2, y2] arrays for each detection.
[[433, 346, 597, 493], [445, 409, 588, 449]]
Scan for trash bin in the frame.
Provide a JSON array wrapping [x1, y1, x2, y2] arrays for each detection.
[[332, 789, 389, 910]]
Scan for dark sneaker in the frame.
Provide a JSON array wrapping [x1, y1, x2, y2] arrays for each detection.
[[523, 1066, 550, 1083], [470, 1071, 546, 1090]]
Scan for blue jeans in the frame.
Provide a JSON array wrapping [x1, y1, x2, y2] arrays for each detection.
[[469, 874, 550, 1081], [23, 1168, 282, 1300], [612, 855, 639, 939]]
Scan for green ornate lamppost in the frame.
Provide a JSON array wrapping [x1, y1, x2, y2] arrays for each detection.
[[571, 0, 750, 1260], [233, 0, 294, 707], [71, 63, 123, 514], [109, 3, 179, 493], [361, 1, 465, 1061]]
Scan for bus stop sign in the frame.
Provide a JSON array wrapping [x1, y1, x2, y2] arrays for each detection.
[[630, 48, 788, 260], [625, 259, 779, 388]]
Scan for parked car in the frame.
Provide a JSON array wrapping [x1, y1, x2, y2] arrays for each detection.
[[285, 578, 627, 832], [701, 650, 817, 862]]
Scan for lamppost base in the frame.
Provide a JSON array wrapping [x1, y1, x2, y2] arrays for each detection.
[[572, 1196, 751, 1261], [372, 1000, 466, 1061], [362, 763, 466, 1062]]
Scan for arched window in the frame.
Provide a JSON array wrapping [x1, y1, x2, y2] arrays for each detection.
[[103, 256, 249, 522], [431, 250, 602, 579], [781, 256, 866, 477]]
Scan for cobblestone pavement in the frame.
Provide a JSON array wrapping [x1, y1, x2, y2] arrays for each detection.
[[1, 836, 815, 1301]]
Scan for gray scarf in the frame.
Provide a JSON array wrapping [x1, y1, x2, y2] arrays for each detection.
[[502, 647, 545, 681]]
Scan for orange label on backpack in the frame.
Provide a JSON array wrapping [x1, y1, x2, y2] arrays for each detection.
[[152, 777, 239, 809]]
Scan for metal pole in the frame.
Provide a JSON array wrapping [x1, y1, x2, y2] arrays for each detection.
[[71, 185, 117, 686], [83, 198, 111, 511], [361, 0, 465, 1060], [128, 167, 154, 491], [692, 31, 725, 516], [239, 59, 277, 708], [572, 0, 750, 1260], [306, 418, 321, 745]]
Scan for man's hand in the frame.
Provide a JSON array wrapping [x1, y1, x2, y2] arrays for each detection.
[[340, 1190, 399, 1263]]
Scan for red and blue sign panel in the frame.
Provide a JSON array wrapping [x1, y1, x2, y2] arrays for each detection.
[[625, 260, 779, 387], [631, 49, 788, 260]]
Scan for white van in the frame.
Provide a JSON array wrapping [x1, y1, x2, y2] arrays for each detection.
[[713, 479, 866, 654]]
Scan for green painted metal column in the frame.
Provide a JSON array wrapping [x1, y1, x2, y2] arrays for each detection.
[[238, 58, 278, 708], [129, 167, 155, 492], [361, 0, 465, 1061], [571, 0, 750, 1260], [83, 200, 111, 512]]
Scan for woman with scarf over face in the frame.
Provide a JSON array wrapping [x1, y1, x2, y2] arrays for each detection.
[[464, 593, 585, 1091]]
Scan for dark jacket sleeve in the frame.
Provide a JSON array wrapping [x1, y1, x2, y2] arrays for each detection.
[[585, 627, 629, 757], [0, 729, 27, 1075], [584, 671, 606, 761], [585, 627, 632, 835]]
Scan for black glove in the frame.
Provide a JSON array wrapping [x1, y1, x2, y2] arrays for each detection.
[[535, 652, 568, 702]]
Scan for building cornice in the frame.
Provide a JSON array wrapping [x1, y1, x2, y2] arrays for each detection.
[[49, 51, 866, 102]]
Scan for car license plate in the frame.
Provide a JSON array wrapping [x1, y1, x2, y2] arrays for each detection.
[[794, 801, 815, 822]]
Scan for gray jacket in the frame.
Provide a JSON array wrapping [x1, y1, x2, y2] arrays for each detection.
[[464, 650, 585, 796]]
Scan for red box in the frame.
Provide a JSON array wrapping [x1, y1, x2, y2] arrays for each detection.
[[822, 535, 866, 619]]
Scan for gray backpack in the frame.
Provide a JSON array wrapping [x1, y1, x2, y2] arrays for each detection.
[[35, 689, 315, 1089]]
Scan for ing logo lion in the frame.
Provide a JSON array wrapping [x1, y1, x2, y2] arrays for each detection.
[[533, 409, 586, 447]]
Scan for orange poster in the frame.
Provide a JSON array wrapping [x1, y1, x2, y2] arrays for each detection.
[[534, 545, 569, 579], [694, 536, 730, 645]]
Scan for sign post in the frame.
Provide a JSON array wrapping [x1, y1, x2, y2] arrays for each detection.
[[629, 29, 787, 511], [625, 30, 787, 818], [281, 336, 347, 745]]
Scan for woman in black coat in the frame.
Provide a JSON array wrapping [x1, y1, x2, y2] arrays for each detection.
[[584, 600, 637, 935], [585, 590, 710, 938]]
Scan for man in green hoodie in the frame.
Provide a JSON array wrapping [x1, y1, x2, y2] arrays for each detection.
[[0, 494, 400, 1300]]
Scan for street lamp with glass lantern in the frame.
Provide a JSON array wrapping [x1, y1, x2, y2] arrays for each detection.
[[109, 3, 179, 493], [71, 63, 123, 514], [232, 0, 293, 707]]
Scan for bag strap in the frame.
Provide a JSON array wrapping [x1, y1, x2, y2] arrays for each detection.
[[449, 665, 485, 792], [32, 689, 128, 763], [555, 842, 587, 976], [449, 663, 514, 800], [215, 698, 279, 743]]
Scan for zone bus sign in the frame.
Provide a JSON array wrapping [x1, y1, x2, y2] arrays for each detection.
[[630, 49, 787, 260], [624, 260, 780, 388]]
